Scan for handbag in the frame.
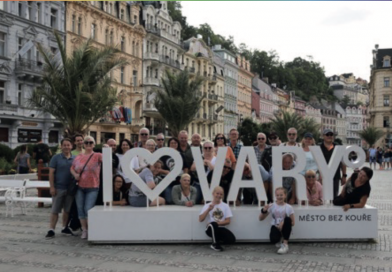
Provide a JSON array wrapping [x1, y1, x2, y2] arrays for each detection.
[[68, 153, 94, 196]]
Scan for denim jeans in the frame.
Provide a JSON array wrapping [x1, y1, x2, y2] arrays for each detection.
[[75, 187, 99, 219]]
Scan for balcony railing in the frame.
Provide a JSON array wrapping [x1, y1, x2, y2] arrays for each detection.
[[145, 24, 161, 36], [208, 74, 217, 84], [160, 55, 181, 69], [185, 66, 196, 74], [144, 77, 160, 86], [0, 103, 18, 112], [144, 102, 158, 111], [14, 59, 44, 76], [208, 94, 218, 101], [144, 51, 159, 61]]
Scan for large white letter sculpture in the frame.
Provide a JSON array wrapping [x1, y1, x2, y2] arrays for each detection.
[[272, 147, 307, 201], [227, 147, 267, 202], [310, 146, 345, 201], [191, 146, 227, 202], [102, 147, 113, 206], [343, 145, 366, 169], [120, 147, 183, 201]]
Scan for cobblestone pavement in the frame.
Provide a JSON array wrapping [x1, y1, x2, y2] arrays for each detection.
[[1, 165, 391, 272]]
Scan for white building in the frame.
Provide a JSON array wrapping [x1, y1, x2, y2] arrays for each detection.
[[141, 1, 184, 137], [212, 45, 238, 137], [0, 1, 65, 148]]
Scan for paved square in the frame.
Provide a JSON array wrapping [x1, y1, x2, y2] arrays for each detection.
[[1, 165, 391, 272]]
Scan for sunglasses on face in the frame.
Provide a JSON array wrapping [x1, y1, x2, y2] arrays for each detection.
[[288, 133, 296, 136], [224, 166, 231, 170], [306, 175, 316, 178], [140, 133, 148, 136], [269, 137, 277, 140], [216, 137, 225, 140], [325, 133, 334, 137], [156, 139, 164, 141], [258, 138, 265, 140], [204, 147, 212, 150], [84, 141, 94, 145]]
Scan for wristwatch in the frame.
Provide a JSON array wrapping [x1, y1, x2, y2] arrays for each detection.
[[350, 204, 354, 208], [261, 208, 268, 214], [343, 174, 347, 178]]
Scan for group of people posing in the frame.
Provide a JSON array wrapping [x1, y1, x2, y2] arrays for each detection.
[[46, 127, 373, 254]]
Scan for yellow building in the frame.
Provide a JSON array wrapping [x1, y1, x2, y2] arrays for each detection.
[[236, 55, 253, 120], [369, 46, 392, 147], [184, 37, 224, 140], [65, 1, 145, 143]]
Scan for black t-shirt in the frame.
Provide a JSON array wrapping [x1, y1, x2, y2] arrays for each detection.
[[320, 143, 342, 180], [113, 190, 128, 203], [344, 172, 371, 204], [33, 143, 50, 163]]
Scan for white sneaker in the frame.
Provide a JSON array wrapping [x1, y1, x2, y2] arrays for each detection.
[[275, 242, 282, 248], [277, 243, 289, 254], [81, 230, 88, 239]]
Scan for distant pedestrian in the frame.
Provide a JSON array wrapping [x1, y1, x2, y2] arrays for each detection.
[[14, 145, 31, 174]]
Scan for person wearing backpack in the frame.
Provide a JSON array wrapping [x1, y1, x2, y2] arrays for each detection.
[[33, 136, 52, 167], [14, 145, 31, 174]]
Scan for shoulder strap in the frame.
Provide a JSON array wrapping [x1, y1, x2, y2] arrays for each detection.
[[79, 153, 94, 177]]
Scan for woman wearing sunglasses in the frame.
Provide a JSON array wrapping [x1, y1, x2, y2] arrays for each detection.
[[305, 170, 323, 206], [214, 133, 236, 170], [70, 136, 102, 239], [190, 141, 217, 203]]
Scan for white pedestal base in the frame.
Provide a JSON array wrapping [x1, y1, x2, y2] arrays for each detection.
[[88, 205, 378, 244]]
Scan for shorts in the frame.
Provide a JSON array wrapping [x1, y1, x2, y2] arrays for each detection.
[[129, 195, 150, 207], [385, 158, 390, 163], [369, 157, 376, 163], [51, 189, 74, 214]]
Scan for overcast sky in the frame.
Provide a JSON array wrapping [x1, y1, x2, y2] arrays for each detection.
[[181, 1, 392, 81]]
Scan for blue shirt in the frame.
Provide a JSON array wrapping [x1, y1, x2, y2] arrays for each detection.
[[228, 142, 242, 159], [49, 153, 75, 190], [369, 148, 376, 157]]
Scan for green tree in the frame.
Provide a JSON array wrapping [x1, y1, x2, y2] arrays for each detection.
[[269, 111, 320, 142], [28, 33, 128, 138], [340, 95, 351, 108], [238, 118, 261, 146], [155, 70, 205, 137], [358, 127, 385, 147]]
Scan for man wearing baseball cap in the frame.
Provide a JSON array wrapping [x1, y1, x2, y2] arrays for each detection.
[[319, 129, 347, 198]]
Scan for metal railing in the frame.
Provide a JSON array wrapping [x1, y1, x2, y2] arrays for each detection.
[[0, 103, 18, 112], [14, 59, 44, 75]]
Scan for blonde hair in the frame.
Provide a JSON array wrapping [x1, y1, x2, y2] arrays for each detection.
[[275, 187, 287, 198], [305, 169, 316, 177], [282, 153, 294, 162], [301, 137, 315, 147], [180, 173, 191, 181], [84, 135, 95, 144], [146, 139, 156, 146], [203, 140, 214, 148], [213, 186, 224, 195]]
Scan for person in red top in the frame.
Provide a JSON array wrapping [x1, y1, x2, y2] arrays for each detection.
[[70, 136, 102, 239]]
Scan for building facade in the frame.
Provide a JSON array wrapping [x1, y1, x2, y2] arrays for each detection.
[[0, 1, 65, 148], [236, 55, 252, 121], [141, 1, 184, 139], [345, 105, 368, 146], [184, 37, 224, 140], [369, 46, 392, 148], [212, 45, 238, 137], [252, 76, 277, 123], [65, 1, 145, 144]]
